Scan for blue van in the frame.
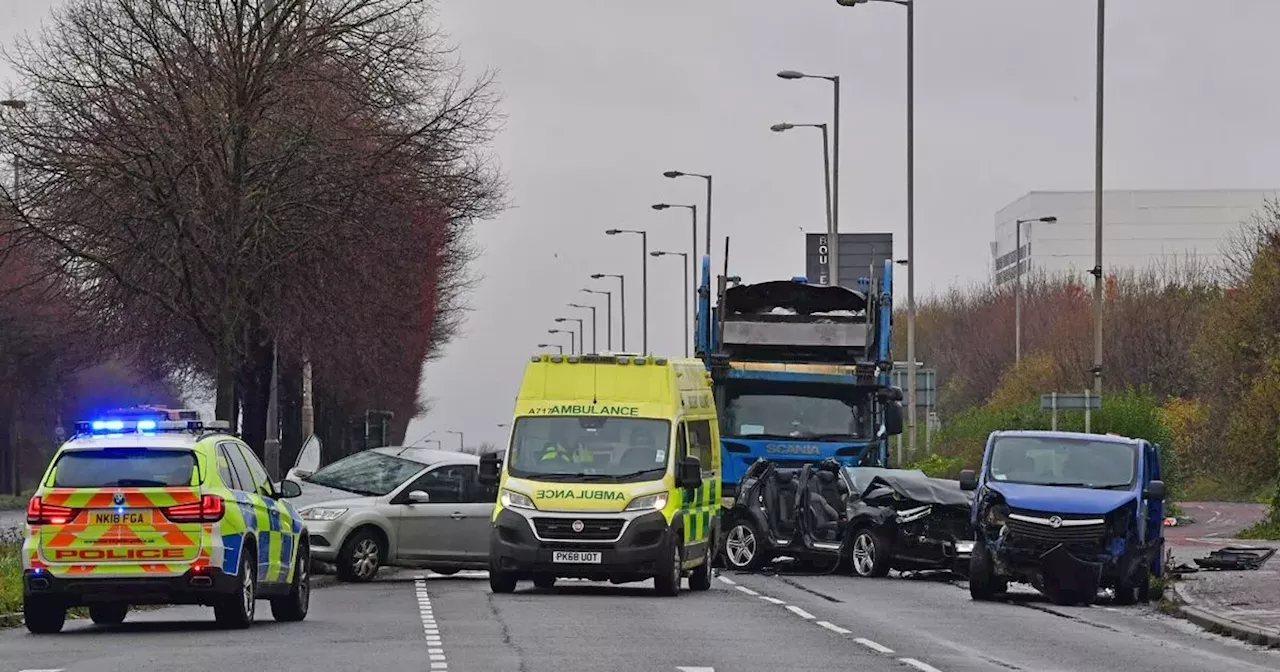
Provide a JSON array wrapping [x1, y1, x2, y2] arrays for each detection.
[[959, 430, 1166, 605]]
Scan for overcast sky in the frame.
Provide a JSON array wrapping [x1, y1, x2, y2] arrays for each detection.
[[6, 1, 1280, 451]]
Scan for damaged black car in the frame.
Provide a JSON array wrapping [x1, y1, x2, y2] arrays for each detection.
[[720, 458, 976, 577]]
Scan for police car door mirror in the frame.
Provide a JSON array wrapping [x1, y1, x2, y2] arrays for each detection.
[[478, 453, 501, 485], [959, 469, 978, 491], [883, 402, 904, 436], [1144, 480, 1166, 501], [279, 479, 303, 498], [408, 490, 431, 504], [677, 456, 702, 488]]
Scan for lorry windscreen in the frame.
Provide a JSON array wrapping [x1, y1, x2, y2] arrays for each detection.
[[722, 386, 867, 440], [987, 436, 1137, 489], [508, 416, 672, 483]]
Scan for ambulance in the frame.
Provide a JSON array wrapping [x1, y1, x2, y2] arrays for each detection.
[[479, 352, 720, 596]]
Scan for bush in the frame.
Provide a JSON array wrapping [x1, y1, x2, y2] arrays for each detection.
[[904, 453, 965, 479]]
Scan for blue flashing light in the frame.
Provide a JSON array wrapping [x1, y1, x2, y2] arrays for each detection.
[[137, 420, 157, 431], [791, 275, 808, 283]]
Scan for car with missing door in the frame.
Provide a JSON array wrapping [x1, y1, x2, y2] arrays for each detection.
[[292, 447, 496, 581]]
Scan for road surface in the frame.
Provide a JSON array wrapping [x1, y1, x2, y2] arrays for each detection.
[[3, 567, 1279, 672]]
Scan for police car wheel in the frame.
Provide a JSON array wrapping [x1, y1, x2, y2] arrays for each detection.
[[215, 549, 257, 629], [89, 602, 129, 625], [23, 601, 66, 634], [271, 542, 310, 622]]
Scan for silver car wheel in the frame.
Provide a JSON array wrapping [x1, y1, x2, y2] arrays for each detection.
[[725, 524, 756, 568], [852, 532, 876, 576], [352, 537, 380, 579]]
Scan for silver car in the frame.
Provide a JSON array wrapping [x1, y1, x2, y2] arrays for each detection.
[[288, 447, 497, 582]]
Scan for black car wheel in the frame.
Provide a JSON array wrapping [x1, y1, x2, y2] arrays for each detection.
[[968, 541, 1007, 600], [850, 528, 892, 578], [723, 521, 765, 571]]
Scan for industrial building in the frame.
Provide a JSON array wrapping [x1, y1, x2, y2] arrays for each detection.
[[991, 189, 1279, 286]]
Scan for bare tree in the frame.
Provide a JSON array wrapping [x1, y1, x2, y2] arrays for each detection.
[[2, 0, 505, 456]]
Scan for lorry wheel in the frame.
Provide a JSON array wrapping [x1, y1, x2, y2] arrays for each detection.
[[968, 542, 1006, 600], [850, 528, 892, 578]]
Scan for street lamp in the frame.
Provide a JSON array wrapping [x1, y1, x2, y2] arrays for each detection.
[[777, 69, 841, 288], [1092, 0, 1105, 396], [770, 122, 832, 243], [652, 202, 698, 345], [651, 251, 690, 357], [581, 288, 613, 351], [555, 317, 585, 354], [1014, 216, 1059, 363], [605, 229, 648, 354], [1, 99, 28, 212], [590, 273, 626, 351], [549, 328, 575, 355], [567, 303, 598, 353], [536, 342, 564, 354], [446, 430, 464, 452], [662, 170, 713, 267]]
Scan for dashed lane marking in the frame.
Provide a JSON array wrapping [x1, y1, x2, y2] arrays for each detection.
[[415, 575, 447, 671], [676, 667, 716, 671], [786, 605, 815, 619], [900, 658, 944, 672], [720, 574, 946, 670], [817, 620, 851, 635], [855, 638, 896, 654]]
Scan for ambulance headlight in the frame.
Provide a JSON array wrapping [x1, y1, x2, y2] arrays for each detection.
[[300, 507, 347, 522], [501, 489, 536, 510], [624, 492, 668, 512]]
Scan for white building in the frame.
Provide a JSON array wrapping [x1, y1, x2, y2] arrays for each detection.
[[991, 189, 1279, 286]]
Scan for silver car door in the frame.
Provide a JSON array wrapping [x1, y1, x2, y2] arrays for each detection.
[[457, 464, 497, 560], [392, 465, 470, 561]]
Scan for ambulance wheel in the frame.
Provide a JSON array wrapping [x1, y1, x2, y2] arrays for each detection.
[[215, 548, 257, 629], [24, 601, 66, 634], [653, 535, 682, 597], [688, 543, 713, 592], [271, 540, 311, 622], [532, 573, 556, 589], [89, 602, 129, 625], [489, 570, 518, 594]]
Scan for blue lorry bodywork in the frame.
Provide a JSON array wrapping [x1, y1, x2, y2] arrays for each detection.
[[960, 430, 1167, 605], [694, 254, 904, 501]]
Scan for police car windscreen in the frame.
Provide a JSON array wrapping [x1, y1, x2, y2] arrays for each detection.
[[51, 448, 197, 488]]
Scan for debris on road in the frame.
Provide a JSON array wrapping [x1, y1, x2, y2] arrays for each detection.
[[1192, 546, 1276, 571]]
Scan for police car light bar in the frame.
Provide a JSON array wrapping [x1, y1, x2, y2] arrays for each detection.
[[75, 418, 215, 435]]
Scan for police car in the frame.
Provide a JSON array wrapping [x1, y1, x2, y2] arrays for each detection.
[[21, 408, 310, 633]]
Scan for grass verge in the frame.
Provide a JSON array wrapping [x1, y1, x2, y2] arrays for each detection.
[[1, 543, 22, 616]]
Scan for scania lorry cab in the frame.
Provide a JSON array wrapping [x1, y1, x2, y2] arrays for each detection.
[[479, 352, 721, 597], [960, 430, 1166, 605]]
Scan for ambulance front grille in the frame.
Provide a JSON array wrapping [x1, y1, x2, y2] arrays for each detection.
[[531, 517, 624, 541]]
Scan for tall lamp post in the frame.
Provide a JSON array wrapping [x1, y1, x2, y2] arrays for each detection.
[[446, 430, 464, 452], [549, 328, 575, 355], [581, 288, 613, 351], [651, 251, 690, 356], [555, 316, 586, 353], [777, 70, 841, 288], [1013, 216, 1058, 363], [605, 229, 648, 354], [1092, 0, 1105, 396], [536, 342, 564, 354], [770, 122, 832, 245], [590, 273, 626, 351], [1, 99, 26, 212], [652, 202, 698, 345], [661, 171, 712, 265], [568, 303, 596, 353]]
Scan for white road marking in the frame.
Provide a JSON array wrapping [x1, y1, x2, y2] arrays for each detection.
[[415, 577, 447, 671], [817, 620, 851, 635], [854, 637, 895, 654], [899, 658, 944, 672], [735, 585, 759, 596], [676, 668, 716, 672], [717, 576, 736, 585], [759, 595, 785, 604], [786, 605, 814, 619], [19, 669, 65, 672]]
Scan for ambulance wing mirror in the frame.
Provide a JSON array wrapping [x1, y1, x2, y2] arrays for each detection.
[[479, 453, 502, 485], [676, 456, 703, 489]]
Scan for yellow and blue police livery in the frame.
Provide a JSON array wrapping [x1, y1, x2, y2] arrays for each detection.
[[21, 409, 311, 633]]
